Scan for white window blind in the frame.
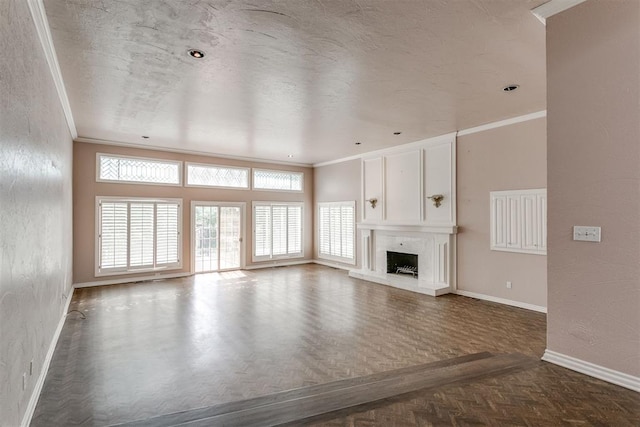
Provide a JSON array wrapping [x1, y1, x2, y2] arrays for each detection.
[[253, 203, 303, 261], [186, 163, 249, 188], [318, 201, 355, 264], [156, 203, 180, 265], [254, 205, 271, 257], [253, 169, 303, 191], [97, 154, 182, 185], [490, 189, 546, 255], [129, 203, 154, 268], [97, 198, 182, 275], [99, 202, 128, 270]]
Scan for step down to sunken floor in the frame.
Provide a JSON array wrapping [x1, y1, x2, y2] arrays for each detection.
[[114, 352, 536, 427]]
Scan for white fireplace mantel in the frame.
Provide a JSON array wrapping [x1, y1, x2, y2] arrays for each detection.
[[349, 223, 457, 297], [357, 223, 458, 235]]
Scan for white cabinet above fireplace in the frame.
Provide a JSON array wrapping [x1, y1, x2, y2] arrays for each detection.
[[361, 132, 456, 230]]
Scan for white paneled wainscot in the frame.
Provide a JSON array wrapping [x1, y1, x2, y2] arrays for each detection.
[[349, 133, 457, 296]]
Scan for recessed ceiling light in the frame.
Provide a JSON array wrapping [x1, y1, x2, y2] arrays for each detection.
[[188, 49, 205, 59], [142, 135, 149, 139], [393, 131, 402, 136], [287, 154, 293, 158], [503, 84, 519, 92]]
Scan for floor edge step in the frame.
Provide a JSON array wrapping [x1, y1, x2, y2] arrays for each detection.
[[113, 353, 536, 427]]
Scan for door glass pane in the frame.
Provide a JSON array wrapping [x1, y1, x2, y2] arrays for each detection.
[[195, 206, 218, 272], [220, 207, 241, 270]]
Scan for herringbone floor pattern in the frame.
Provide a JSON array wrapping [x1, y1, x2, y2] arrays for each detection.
[[31, 265, 639, 426]]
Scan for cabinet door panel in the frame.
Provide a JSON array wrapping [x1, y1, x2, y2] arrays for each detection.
[[521, 194, 538, 250], [506, 196, 521, 248], [538, 193, 547, 250], [490, 195, 508, 249]]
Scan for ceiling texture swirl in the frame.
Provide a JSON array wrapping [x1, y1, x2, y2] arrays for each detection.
[[44, 0, 546, 164]]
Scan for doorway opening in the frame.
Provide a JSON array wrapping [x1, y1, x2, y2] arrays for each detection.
[[192, 202, 245, 273]]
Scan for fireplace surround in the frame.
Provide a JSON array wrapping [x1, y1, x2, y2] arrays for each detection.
[[349, 224, 456, 296]]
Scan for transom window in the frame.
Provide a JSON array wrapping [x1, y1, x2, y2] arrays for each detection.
[[97, 153, 182, 185], [253, 202, 303, 261], [318, 201, 356, 264], [97, 197, 182, 275], [186, 163, 249, 188], [253, 169, 303, 192]]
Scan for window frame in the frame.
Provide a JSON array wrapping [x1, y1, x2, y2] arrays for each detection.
[[96, 153, 183, 186], [252, 168, 304, 192], [95, 196, 183, 276], [252, 201, 304, 262], [184, 162, 251, 190], [317, 201, 356, 265]]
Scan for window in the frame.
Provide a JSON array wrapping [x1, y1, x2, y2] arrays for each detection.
[[97, 153, 182, 185], [253, 202, 303, 261], [97, 197, 182, 275], [253, 169, 303, 191], [318, 201, 356, 264], [490, 189, 546, 255], [186, 163, 249, 189]]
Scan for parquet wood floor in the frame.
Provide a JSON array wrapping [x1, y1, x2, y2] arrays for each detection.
[[31, 265, 639, 426]]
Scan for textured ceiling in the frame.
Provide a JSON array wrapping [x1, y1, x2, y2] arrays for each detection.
[[44, 0, 546, 165]]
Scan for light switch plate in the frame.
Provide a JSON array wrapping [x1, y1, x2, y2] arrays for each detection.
[[573, 226, 601, 242]]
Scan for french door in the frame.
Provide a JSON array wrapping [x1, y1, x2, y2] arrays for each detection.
[[191, 202, 245, 273]]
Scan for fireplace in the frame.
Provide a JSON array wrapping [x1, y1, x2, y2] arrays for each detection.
[[387, 251, 418, 278]]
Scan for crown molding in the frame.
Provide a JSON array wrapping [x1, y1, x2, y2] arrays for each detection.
[[531, 0, 589, 25], [27, 0, 77, 139], [313, 132, 457, 168], [314, 110, 547, 168], [75, 137, 313, 168], [456, 110, 546, 137]]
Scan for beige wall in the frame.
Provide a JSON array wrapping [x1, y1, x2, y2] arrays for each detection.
[[457, 117, 547, 308], [313, 159, 362, 268], [74, 142, 313, 284], [0, 2, 74, 425], [547, 0, 640, 376]]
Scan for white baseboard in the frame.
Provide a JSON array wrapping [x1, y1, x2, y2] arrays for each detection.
[[542, 350, 640, 392], [243, 260, 312, 270], [312, 259, 354, 271], [454, 289, 547, 313], [74, 272, 192, 288], [21, 286, 74, 427]]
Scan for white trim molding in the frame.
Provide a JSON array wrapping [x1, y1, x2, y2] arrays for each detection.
[[243, 260, 312, 270], [21, 287, 74, 427], [27, 0, 77, 139], [313, 259, 353, 271], [457, 111, 547, 137], [74, 272, 192, 288], [531, 0, 589, 25], [542, 350, 640, 392], [314, 132, 456, 168], [455, 290, 547, 313], [315, 110, 548, 168]]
